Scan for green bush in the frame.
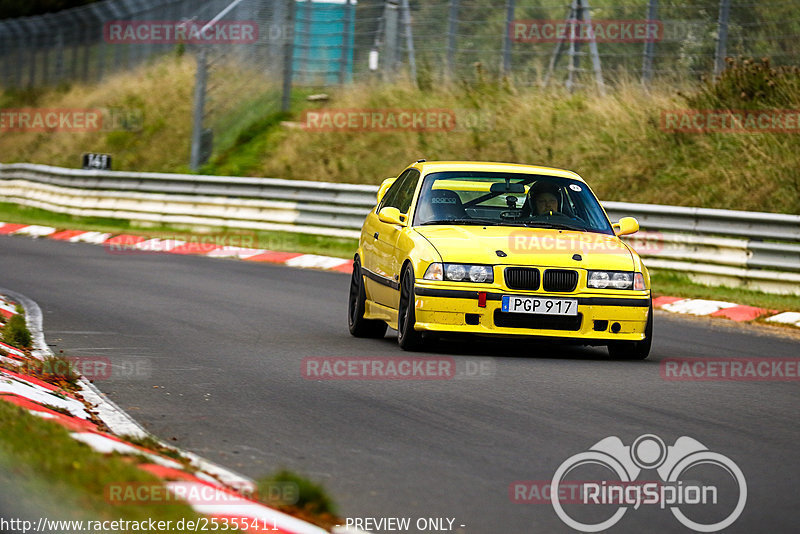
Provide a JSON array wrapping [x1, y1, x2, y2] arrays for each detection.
[[685, 57, 800, 110], [257, 470, 337, 516], [3, 314, 32, 348]]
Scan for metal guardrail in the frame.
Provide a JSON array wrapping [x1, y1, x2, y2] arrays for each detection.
[[2, 163, 799, 294], [603, 202, 800, 243]]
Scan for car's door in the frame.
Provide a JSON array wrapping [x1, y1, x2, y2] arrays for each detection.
[[369, 169, 420, 307], [361, 170, 409, 304]]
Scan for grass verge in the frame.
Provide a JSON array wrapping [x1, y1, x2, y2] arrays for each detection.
[[0, 400, 203, 528], [2, 313, 32, 348], [255, 470, 340, 530]]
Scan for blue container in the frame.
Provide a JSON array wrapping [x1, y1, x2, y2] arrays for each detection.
[[293, 0, 357, 85]]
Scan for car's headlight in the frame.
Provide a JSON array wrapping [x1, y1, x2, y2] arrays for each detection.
[[587, 270, 639, 290], [423, 263, 493, 283]]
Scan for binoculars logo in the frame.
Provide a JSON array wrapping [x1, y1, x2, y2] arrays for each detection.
[[551, 434, 746, 532]]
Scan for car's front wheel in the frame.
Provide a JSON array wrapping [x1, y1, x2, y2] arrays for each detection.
[[397, 265, 424, 351], [607, 304, 653, 360], [348, 259, 388, 338]]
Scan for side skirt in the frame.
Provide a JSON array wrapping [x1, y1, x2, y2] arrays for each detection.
[[365, 300, 399, 331]]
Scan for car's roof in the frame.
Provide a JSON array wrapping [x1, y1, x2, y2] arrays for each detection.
[[408, 161, 586, 183]]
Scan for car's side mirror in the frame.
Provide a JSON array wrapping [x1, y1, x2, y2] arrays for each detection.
[[377, 178, 396, 204], [378, 206, 406, 226], [613, 216, 639, 236]]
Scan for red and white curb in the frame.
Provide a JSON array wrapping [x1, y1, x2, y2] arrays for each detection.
[[652, 296, 798, 327], [0, 222, 354, 274], [2, 221, 797, 330], [0, 290, 363, 534]]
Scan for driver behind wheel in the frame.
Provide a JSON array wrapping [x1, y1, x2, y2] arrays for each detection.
[[529, 181, 561, 216]]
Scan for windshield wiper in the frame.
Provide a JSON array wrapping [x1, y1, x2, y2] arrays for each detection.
[[523, 221, 586, 231], [421, 218, 506, 226]]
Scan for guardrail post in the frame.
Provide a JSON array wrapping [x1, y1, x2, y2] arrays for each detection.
[[190, 49, 208, 172], [401, 0, 416, 84], [25, 19, 43, 87], [446, 0, 459, 80], [89, 4, 109, 82], [281, 0, 296, 112], [383, 0, 399, 81], [300, 0, 312, 84], [9, 21, 25, 87], [502, 0, 515, 77], [714, 0, 731, 76], [339, 0, 353, 84], [641, 0, 658, 85]]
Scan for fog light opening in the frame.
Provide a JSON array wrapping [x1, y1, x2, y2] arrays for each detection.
[[465, 313, 480, 325], [610, 322, 621, 333]]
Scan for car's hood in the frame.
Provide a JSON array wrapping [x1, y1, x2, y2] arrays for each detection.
[[414, 225, 635, 270]]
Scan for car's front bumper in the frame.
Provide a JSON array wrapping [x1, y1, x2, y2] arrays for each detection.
[[413, 283, 650, 342]]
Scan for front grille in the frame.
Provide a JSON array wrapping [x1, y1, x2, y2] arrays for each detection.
[[504, 267, 540, 290], [542, 269, 578, 292], [494, 310, 583, 331]]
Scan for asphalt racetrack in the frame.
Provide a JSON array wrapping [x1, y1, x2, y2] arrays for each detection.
[[2, 235, 799, 533]]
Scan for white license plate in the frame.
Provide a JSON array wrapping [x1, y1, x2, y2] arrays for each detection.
[[501, 295, 578, 316]]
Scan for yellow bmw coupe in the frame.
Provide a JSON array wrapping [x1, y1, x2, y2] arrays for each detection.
[[348, 161, 652, 359]]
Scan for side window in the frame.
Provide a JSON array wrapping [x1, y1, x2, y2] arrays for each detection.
[[394, 170, 420, 214], [380, 169, 415, 211]]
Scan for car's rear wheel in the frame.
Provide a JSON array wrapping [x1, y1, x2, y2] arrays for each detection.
[[397, 265, 424, 351], [607, 303, 653, 360], [348, 259, 388, 338]]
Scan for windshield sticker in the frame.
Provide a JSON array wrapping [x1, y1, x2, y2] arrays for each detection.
[[569, 184, 582, 192]]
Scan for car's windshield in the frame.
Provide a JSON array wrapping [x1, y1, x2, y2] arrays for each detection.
[[413, 171, 614, 234]]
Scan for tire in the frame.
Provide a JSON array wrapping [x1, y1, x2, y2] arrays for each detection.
[[397, 265, 424, 351], [348, 259, 388, 338], [607, 303, 653, 360]]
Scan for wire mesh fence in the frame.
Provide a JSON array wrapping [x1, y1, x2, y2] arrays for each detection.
[[1, 0, 798, 166], [3, 0, 799, 90]]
